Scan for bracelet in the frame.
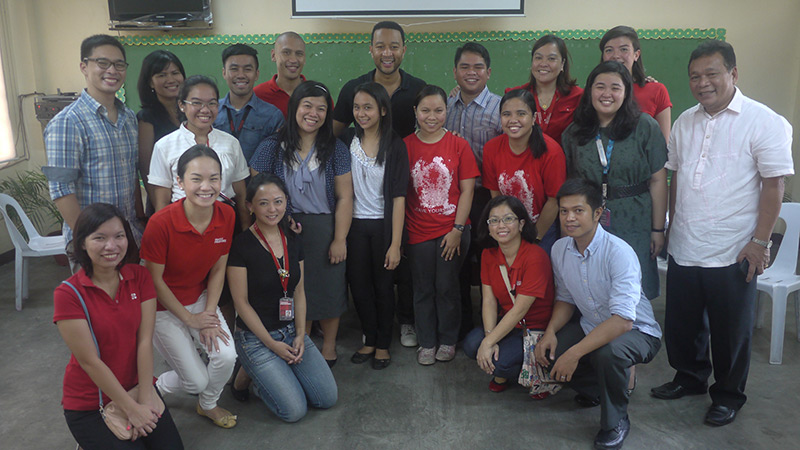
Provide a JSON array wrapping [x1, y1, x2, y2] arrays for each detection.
[[651, 228, 665, 232], [453, 224, 465, 232]]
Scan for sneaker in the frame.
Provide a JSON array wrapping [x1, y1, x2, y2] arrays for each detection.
[[417, 347, 436, 365], [400, 324, 418, 347], [435, 344, 456, 362]]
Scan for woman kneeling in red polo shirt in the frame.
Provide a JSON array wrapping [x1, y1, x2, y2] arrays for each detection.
[[56, 203, 184, 449], [141, 145, 238, 429], [462, 195, 555, 396]]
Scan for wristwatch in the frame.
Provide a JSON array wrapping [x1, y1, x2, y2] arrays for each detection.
[[751, 237, 773, 249], [453, 224, 465, 232]]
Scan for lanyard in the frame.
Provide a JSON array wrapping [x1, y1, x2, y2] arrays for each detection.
[[534, 90, 559, 133], [595, 134, 615, 175], [253, 225, 290, 295], [226, 107, 251, 139], [596, 134, 615, 201]]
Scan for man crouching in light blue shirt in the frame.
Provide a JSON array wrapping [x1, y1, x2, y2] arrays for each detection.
[[535, 178, 661, 450]]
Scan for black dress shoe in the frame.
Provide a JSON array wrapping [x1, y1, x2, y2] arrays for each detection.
[[575, 393, 601, 407], [351, 351, 375, 364], [594, 415, 630, 450], [371, 357, 391, 370], [326, 358, 337, 368], [704, 404, 737, 426], [650, 381, 707, 400]]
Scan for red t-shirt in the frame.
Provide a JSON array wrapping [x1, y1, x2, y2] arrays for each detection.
[[140, 198, 234, 310], [482, 133, 566, 222], [53, 264, 156, 411], [404, 131, 480, 245], [481, 240, 554, 330], [505, 84, 583, 145], [633, 82, 672, 119], [253, 74, 307, 119]]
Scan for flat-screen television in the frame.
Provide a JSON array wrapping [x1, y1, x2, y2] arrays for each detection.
[[108, 0, 209, 22]]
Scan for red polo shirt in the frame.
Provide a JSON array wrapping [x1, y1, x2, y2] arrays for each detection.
[[254, 74, 307, 119], [632, 81, 672, 119], [54, 264, 155, 410], [140, 198, 234, 310], [481, 240, 554, 330]]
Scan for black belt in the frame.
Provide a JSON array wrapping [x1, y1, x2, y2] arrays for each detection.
[[607, 181, 649, 200]]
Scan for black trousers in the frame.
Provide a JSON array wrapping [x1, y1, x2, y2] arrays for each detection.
[[64, 389, 183, 450], [459, 186, 491, 338], [555, 321, 661, 430], [665, 257, 757, 409], [346, 218, 395, 349]]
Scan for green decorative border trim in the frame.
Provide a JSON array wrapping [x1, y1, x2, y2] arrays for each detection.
[[119, 28, 725, 46]]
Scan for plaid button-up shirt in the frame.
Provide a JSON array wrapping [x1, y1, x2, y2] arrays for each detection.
[[44, 89, 142, 243]]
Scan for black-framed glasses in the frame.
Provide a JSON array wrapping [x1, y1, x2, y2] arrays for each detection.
[[83, 57, 129, 71], [487, 215, 519, 226], [182, 100, 220, 109]]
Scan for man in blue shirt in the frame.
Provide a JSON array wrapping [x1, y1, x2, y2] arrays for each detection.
[[214, 44, 284, 163], [43, 34, 143, 245], [536, 178, 662, 450], [446, 42, 502, 340]]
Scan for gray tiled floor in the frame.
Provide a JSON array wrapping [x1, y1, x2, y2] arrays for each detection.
[[1, 256, 798, 449]]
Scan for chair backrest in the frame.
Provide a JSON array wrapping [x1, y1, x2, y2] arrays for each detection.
[[769, 202, 800, 276], [0, 193, 40, 251]]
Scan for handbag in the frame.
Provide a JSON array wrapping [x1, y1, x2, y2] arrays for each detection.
[[497, 266, 562, 397], [61, 281, 165, 440]]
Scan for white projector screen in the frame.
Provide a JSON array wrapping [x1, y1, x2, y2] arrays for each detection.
[[292, 0, 524, 17]]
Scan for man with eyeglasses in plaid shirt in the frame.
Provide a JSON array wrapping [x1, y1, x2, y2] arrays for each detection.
[[43, 34, 144, 248]]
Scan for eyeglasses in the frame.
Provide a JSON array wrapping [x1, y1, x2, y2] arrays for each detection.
[[487, 215, 519, 226], [182, 100, 220, 109], [83, 58, 129, 71]]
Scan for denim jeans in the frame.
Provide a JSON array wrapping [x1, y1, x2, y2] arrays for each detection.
[[462, 326, 525, 380], [234, 324, 337, 422]]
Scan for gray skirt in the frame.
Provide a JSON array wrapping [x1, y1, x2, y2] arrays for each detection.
[[293, 213, 347, 320]]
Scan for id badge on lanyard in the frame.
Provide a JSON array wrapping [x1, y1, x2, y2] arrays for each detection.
[[595, 135, 614, 228], [279, 296, 294, 321]]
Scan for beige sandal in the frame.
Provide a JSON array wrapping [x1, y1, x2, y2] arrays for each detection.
[[196, 404, 238, 429]]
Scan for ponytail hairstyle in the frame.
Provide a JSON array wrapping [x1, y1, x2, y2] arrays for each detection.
[[499, 89, 548, 159]]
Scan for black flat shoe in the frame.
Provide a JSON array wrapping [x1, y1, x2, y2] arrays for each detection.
[[575, 393, 601, 408], [326, 358, 337, 368], [704, 403, 737, 426], [594, 415, 630, 450], [351, 351, 375, 364], [230, 383, 249, 402], [371, 357, 391, 370], [650, 381, 707, 400]]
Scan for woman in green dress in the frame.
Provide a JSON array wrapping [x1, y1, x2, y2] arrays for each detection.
[[562, 61, 667, 301]]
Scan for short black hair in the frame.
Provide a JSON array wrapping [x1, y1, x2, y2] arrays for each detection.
[[688, 40, 736, 72], [246, 172, 292, 235], [477, 195, 538, 249], [176, 144, 222, 179], [414, 84, 447, 108], [222, 43, 259, 69], [454, 42, 490, 68], [371, 21, 405, 45], [80, 34, 126, 61], [556, 178, 604, 212], [68, 203, 137, 276]]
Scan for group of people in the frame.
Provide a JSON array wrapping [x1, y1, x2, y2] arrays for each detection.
[[44, 20, 793, 450]]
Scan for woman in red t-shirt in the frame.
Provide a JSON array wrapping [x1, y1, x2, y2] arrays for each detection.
[[55, 203, 183, 449], [462, 195, 554, 396], [404, 85, 480, 365], [505, 35, 583, 146], [482, 89, 567, 254], [599, 26, 672, 142]]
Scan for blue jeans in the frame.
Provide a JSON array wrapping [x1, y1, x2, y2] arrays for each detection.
[[234, 324, 337, 422], [463, 326, 525, 380]]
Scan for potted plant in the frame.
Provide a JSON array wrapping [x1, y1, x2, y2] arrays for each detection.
[[0, 169, 66, 264]]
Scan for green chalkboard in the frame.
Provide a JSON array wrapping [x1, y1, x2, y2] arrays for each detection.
[[121, 29, 724, 123]]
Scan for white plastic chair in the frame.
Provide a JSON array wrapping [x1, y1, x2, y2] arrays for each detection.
[[0, 193, 67, 311], [756, 202, 800, 365]]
